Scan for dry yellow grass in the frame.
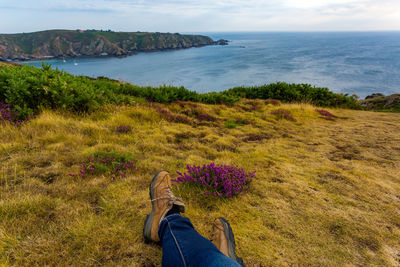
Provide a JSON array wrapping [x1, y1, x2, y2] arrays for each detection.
[[1, 100, 399, 266], [0, 63, 13, 67]]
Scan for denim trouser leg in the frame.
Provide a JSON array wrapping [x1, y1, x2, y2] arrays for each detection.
[[158, 214, 241, 267]]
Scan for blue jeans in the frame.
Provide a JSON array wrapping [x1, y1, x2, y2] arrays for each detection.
[[159, 214, 241, 267]]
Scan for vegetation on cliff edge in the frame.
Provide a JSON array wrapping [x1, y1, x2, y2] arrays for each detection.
[[0, 63, 361, 120]]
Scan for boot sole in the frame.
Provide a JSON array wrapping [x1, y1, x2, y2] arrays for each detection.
[[143, 170, 165, 243], [218, 217, 245, 266]]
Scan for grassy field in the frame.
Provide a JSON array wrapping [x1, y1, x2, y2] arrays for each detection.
[[1, 99, 400, 266]]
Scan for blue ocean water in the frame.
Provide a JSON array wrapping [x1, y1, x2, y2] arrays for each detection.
[[24, 32, 400, 98]]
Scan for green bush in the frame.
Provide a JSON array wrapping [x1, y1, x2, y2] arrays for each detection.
[[0, 63, 129, 118], [224, 82, 361, 109]]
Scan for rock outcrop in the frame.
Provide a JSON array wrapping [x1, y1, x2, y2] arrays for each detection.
[[360, 94, 400, 112], [365, 93, 385, 99], [0, 30, 226, 61], [213, 39, 229, 45]]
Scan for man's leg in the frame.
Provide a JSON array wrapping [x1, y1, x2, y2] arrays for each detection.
[[159, 213, 241, 267], [143, 171, 244, 266]]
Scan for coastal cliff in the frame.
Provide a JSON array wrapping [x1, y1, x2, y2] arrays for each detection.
[[0, 30, 228, 61]]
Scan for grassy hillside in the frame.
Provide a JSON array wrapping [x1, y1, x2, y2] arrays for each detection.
[[0, 63, 399, 266], [1, 99, 400, 266]]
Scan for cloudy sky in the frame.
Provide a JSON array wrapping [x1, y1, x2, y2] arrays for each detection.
[[1, 0, 399, 33]]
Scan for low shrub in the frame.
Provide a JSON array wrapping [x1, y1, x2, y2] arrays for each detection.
[[0, 102, 25, 125], [120, 84, 239, 105], [235, 118, 251, 125], [173, 163, 255, 197], [224, 82, 361, 109], [155, 107, 191, 124], [69, 151, 137, 178], [113, 125, 132, 134], [315, 109, 337, 120], [196, 113, 218, 122], [225, 118, 251, 129], [271, 109, 296, 121], [177, 105, 218, 122]]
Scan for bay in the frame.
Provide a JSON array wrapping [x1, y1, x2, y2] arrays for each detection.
[[24, 32, 400, 98]]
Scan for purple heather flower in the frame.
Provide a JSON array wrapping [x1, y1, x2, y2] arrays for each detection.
[[174, 163, 255, 198], [315, 109, 337, 118], [0, 102, 25, 125]]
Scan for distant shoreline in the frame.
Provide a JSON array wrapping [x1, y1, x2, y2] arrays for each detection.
[[2, 41, 230, 63], [2, 46, 200, 63], [0, 29, 229, 62]]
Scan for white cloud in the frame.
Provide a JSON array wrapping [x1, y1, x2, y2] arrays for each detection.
[[0, 0, 399, 32]]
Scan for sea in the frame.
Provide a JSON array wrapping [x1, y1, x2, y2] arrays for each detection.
[[24, 32, 400, 98]]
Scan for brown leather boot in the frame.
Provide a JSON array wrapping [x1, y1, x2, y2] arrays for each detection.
[[211, 217, 245, 266], [143, 171, 185, 243]]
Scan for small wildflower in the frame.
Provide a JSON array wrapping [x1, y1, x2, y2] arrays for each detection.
[[315, 109, 337, 120], [0, 102, 29, 126], [69, 151, 138, 178], [114, 125, 132, 134]]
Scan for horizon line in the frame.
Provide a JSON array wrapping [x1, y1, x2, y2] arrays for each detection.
[[1, 29, 400, 35]]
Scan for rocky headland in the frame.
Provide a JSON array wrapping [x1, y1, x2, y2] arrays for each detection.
[[0, 29, 229, 61]]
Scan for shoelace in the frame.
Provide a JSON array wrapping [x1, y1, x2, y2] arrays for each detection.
[[211, 222, 224, 242], [151, 187, 183, 203]]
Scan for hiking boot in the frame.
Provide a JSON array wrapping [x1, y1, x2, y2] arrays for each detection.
[[211, 217, 245, 266], [143, 171, 185, 243]]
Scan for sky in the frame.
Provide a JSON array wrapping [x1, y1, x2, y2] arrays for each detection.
[[0, 0, 399, 33]]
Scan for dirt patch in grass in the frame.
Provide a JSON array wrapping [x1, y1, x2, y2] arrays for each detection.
[[328, 143, 363, 161], [242, 133, 273, 142], [318, 171, 353, 184]]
